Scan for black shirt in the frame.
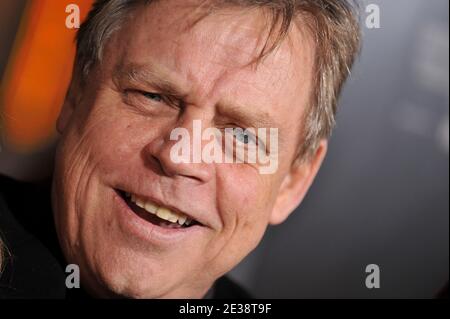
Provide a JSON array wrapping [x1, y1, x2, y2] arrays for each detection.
[[0, 175, 251, 299], [0, 175, 65, 298]]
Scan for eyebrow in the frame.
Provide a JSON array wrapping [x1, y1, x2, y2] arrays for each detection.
[[113, 62, 189, 99], [217, 101, 279, 130]]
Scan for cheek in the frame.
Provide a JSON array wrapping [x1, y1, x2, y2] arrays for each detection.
[[54, 99, 136, 237], [217, 166, 276, 239], [70, 99, 155, 175], [204, 167, 278, 275]]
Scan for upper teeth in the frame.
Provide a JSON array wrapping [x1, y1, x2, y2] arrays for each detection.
[[129, 194, 192, 226]]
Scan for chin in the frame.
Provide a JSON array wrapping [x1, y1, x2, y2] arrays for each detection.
[[79, 242, 197, 299]]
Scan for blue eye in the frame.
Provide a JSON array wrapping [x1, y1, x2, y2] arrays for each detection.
[[142, 92, 163, 102], [234, 130, 257, 145]]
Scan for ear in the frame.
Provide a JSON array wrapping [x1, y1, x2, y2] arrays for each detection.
[[269, 139, 328, 225], [56, 79, 80, 134]]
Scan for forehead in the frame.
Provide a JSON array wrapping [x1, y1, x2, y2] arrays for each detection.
[[106, 0, 315, 130]]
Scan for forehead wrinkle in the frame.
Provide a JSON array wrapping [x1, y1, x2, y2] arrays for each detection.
[[170, 5, 272, 71]]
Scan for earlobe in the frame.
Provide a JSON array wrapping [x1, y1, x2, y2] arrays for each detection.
[[269, 140, 328, 225]]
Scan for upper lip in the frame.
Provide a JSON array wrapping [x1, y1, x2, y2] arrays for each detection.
[[119, 189, 207, 228]]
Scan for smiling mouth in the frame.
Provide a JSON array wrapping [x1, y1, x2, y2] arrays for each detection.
[[117, 190, 200, 229]]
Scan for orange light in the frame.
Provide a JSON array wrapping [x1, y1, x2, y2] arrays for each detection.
[[1, 0, 93, 152]]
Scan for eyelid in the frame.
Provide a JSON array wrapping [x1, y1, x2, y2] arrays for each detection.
[[142, 91, 163, 101], [131, 89, 180, 108]]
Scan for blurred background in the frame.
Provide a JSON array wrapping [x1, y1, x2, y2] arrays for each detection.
[[0, 0, 448, 298]]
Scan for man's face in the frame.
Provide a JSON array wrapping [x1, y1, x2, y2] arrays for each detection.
[[53, 1, 318, 298]]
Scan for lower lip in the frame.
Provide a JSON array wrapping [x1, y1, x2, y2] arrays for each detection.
[[113, 191, 203, 245]]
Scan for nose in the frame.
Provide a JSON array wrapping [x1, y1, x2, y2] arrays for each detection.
[[143, 118, 215, 184]]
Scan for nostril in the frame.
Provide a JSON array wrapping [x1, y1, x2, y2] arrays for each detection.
[[141, 150, 167, 177], [151, 155, 167, 176]]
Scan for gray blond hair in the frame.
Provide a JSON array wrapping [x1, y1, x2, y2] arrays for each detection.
[[74, 0, 361, 159]]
